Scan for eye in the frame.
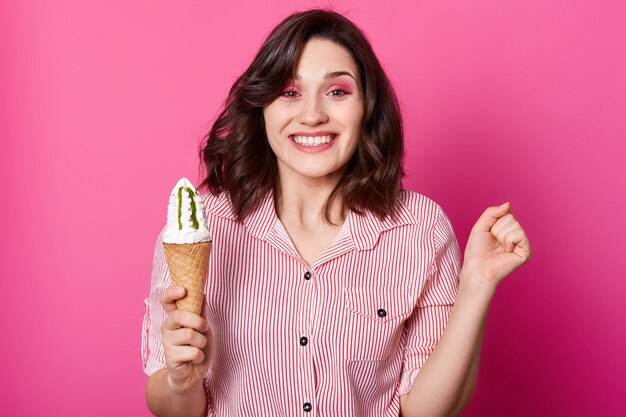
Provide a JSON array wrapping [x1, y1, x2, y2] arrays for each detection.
[[329, 89, 350, 97], [281, 89, 300, 98]]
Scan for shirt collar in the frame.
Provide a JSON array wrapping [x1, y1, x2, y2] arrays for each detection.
[[347, 192, 419, 250], [208, 190, 419, 251], [206, 191, 275, 241]]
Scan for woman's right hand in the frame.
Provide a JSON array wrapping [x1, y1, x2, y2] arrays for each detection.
[[159, 285, 212, 394]]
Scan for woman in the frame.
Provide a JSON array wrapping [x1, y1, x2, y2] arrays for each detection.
[[142, 8, 532, 417]]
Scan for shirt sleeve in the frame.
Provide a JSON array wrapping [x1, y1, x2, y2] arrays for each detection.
[[398, 205, 461, 396], [141, 226, 171, 376]]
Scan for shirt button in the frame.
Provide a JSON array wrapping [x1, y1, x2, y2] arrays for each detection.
[[300, 336, 308, 346], [304, 271, 311, 280], [303, 402, 312, 412], [377, 308, 387, 318]]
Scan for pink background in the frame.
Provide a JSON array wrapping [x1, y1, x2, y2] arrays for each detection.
[[2, 0, 624, 415]]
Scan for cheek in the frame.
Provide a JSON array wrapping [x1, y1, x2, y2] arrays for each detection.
[[263, 109, 281, 146], [339, 103, 364, 126], [262, 108, 272, 126], [263, 106, 289, 131], [265, 137, 282, 160], [263, 105, 278, 124]]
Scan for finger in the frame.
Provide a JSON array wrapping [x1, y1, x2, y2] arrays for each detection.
[[491, 224, 518, 252], [169, 327, 209, 349], [509, 229, 532, 260], [501, 228, 530, 257], [165, 345, 206, 367], [163, 309, 210, 333], [490, 213, 516, 237], [472, 202, 511, 233], [160, 286, 187, 313], [491, 218, 521, 244]]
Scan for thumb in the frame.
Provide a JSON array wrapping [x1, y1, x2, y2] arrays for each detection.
[[473, 202, 510, 232]]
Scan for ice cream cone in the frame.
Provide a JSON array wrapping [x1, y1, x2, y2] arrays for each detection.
[[163, 241, 211, 315]]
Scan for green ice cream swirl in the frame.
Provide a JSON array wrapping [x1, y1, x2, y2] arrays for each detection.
[[177, 186, 183, 230], [187, 187, 200, 230]]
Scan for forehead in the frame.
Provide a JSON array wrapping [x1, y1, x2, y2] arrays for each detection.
[[291, 38, 359, 81]]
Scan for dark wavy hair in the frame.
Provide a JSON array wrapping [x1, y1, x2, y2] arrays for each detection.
[[199, 8, 405, 224]]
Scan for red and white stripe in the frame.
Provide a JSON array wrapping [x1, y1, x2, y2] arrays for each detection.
[[141, 189, 461, 416]]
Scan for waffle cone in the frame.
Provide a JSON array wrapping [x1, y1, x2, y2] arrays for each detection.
[[163, 241, 211, 315]]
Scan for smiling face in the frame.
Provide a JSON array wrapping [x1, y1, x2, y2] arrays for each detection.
[[263, 37, 364, 187]]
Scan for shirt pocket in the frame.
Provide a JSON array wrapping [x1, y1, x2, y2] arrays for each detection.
[[342, 287, 414, 361]]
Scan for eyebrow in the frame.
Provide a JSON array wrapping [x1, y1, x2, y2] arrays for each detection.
[[293, 71, 357, 82]]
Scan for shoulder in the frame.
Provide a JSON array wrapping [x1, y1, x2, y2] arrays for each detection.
[[397, 189, 448, 228], [352, 189, 451, 248], [200, 191, 238, 221], [199, 191, 221, 211], [399, 190, 458, 250]]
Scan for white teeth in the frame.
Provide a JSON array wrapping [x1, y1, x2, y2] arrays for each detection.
[[292, 135, 334, 146]]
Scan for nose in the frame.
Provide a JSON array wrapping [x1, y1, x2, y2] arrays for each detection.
[[297, 94, 328, 125]]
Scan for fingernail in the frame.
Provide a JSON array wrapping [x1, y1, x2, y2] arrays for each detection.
[[499, 201, 509, 208], [177, 287, 185, 295]]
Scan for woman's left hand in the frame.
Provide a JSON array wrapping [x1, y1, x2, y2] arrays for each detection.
[[462, 201, 532, 288]]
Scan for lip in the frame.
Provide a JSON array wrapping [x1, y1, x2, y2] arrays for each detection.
[[290, 131, 337, 137]]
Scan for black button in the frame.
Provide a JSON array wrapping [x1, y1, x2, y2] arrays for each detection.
[[377, 308, 387, 318], [300, 336, 308, 346], [303, 402, 312, 412], [304, 271, 311, 280]]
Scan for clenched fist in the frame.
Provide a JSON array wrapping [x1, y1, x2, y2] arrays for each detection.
[[160, 286, 213, 394], [463, 202, 532, 287]]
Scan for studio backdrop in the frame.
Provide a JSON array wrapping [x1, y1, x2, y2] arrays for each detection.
[[1, 0, 624, 416]]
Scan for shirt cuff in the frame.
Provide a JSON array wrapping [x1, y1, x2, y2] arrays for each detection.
[[398, 367, 421, 397], [141, 296, 166, 376]]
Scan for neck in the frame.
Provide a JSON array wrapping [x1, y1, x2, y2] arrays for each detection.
[[275, 171, 345, 229]]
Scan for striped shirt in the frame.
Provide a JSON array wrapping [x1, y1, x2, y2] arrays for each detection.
[[141, 189, 461, 417]]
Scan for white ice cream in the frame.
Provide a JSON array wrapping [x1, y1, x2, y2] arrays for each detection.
[[162, 178, 211, 244]]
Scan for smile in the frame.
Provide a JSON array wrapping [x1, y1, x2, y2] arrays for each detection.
[[290, 135, 336, 146]]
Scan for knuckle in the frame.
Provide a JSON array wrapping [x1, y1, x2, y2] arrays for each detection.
[[195, 317, 206, 332], [163, 344, 173, 359], [161, 320, 171, 334], [198, 333, 208, 349], [194, 349, 205, 363], [171, 309, 182, 323], [183, 328, 195, 342]]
